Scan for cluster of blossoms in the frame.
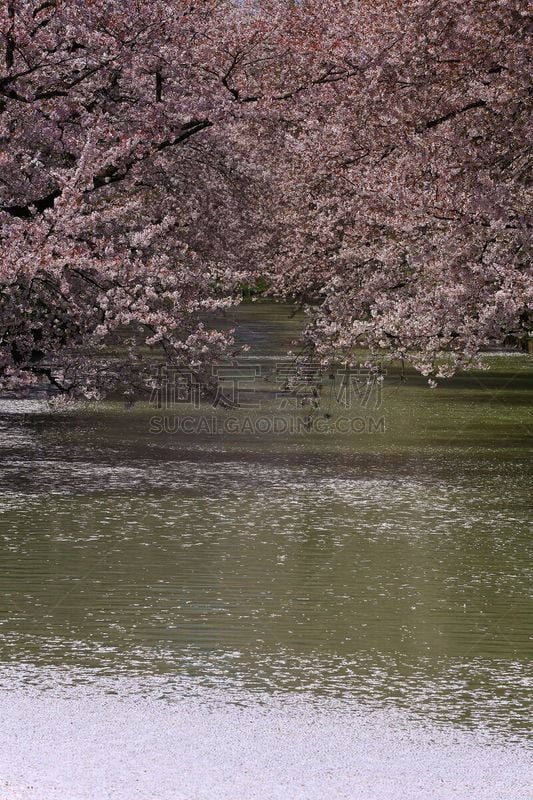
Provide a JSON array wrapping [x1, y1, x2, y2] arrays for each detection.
[[0, 0, 531, 398], [262, 0, 532, 376]]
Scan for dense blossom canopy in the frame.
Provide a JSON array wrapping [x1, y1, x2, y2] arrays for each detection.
[[0, 0, 531, 397]]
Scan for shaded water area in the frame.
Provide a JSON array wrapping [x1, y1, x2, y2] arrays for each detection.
[[0, 302, 532, 766]]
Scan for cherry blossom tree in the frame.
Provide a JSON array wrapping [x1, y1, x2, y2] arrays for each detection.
[[1, 0, 531, 398], [0, 0, 317, 397], [264, 0, 532, 380]]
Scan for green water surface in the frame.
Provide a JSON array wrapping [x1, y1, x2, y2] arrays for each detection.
[[0, 303, 531, 738]]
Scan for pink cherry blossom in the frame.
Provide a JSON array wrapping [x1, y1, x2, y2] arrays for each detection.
[[0, 1, 530, 398]]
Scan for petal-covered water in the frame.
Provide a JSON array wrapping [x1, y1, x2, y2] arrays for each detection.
[[0, 304, 531, 797]]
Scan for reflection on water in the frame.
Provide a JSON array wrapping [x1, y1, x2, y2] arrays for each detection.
[[0, 303, 531, 741]]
